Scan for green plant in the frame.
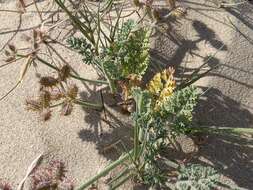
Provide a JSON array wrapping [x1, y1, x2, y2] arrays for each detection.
[[67, 19, 151, 93], [175, 164, 220, 190], [76, 69, 200, 189]]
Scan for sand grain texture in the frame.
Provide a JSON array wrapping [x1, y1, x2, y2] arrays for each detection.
[[0, 0, 252, 189]]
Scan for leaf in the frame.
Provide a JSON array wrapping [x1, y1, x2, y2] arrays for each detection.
[[175, 164, 220, 190], [159, 86, 199, 134], [67, 37, 95, 65]]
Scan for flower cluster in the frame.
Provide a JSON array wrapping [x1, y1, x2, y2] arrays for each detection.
[[147, 67, 176, 110]]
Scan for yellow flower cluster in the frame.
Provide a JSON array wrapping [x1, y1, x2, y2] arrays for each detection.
[[147, 67, 176, 110]]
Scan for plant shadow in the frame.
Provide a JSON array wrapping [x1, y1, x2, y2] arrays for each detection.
[[159, 87, 253, 189], [195, 87, 253, 128], [78, 85, 133, 161], [76, 1, 253, 188], [144, 16, 228, 85]]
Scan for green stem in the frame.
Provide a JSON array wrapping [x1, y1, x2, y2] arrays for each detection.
[[108, 167, 129, 186], [55, 0, 96, 46], [36, 57, 108, 85], [76, 150, 133, 190], [74, 99, 102, 110], [133, 123, 139, 161], [110, 173, 133, 190], [69, 73, 108, 85]]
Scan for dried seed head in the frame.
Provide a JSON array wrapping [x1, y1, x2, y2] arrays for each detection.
[[39, 90, 51, 108], [67, 84, 78, 99], [50, 160, 66, 180], [30, 167, 54, 189], [39, 76, 58, 87], [40, 109, 52, 121], [0, 179, 12, 190], [25, 99, 42, 111], [8, 44, 16, 53], [50, 88, 64, 101], [61, 102, 73, 116], [29, 160, 73, 190], [58, 65, 71, 81]]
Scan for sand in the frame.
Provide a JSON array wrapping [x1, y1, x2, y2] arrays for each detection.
[[0, 0, 252, 189]]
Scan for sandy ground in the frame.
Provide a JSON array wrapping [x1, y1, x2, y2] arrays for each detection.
[[0, 0, 252, 189]]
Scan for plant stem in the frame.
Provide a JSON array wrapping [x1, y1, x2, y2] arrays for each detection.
[[76, 150, 133, 190], [74, 99, 102, 110], [110, 173, 133, 190], [36, 56, 108, 85]]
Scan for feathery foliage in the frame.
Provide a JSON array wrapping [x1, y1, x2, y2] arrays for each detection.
[[175, 164, 220, 190]]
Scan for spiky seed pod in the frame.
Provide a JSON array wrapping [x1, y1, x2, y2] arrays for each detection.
[[40, 109, 52, 121], [8, 44, 16, 53], [50, 89, 64, 101], [25, 99, 42, 111], [39, 90, 51, 108], [39, 76, 58, 88], [61, 102, 73, 116], [58, 65, 71, 81], [67, 84, 78, 99]]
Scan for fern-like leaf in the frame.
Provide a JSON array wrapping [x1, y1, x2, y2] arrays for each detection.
[[159, 86, 199, 134], [67, 37, 95, 65], [176, 164, 220, 190]]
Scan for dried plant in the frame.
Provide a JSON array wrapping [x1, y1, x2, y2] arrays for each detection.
[[0, 180, 12, 190], [29, 160, 74, 190]]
